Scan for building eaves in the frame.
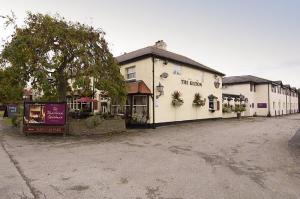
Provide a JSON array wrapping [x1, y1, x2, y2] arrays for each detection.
[[115, 46, 225, 76]]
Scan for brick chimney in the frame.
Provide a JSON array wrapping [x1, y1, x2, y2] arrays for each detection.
[[154, 40, 167, 50]]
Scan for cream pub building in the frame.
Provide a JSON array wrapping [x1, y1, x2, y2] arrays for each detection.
[[115, 41, 225, 127]]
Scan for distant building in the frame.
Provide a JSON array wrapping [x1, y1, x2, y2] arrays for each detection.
[[23, 88, 33, 102], [222, 75, 299, 117]]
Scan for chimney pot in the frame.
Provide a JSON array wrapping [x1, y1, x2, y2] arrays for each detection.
[[154, 40, 167, 50]]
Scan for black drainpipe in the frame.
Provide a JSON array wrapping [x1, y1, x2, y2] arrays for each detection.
[[289, 91, 291, 114], [152, 56, 156, 129], [286, 91, 288, 114], [267, 83, 271, 117]]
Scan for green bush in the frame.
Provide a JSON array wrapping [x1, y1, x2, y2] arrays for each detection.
[[98, 112, 115, 119], [222, 104, 232, 113], [11, 115, 18, 127], [15, 117, 22, 127], [85, 115, 102, 129], [11, 115, 22, 127], [18, 105, 24, 117], [234, 104, 246, 113]]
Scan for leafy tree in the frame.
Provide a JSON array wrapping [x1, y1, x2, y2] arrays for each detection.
[[0, 68, 24, 104], [0, 12, 126, 103]]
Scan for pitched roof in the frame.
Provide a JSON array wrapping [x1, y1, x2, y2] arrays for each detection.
[[116, 46, 225, 76], [273, 81, 283, 85], [126, 80, 151, 95], [222, 75, 271, 85], [223, 75, 298, 90]]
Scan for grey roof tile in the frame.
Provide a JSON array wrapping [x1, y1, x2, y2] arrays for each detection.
[[222, 75, 271, 84], [115, 46, 225, 76]]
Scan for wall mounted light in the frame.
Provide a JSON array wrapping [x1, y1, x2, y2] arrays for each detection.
[[156, 82, 164, 99]]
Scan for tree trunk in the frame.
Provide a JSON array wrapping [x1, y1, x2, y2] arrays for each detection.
[[57, 73, 67, 102]]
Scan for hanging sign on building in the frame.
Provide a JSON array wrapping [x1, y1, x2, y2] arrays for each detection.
[[181, 79, 202, 87], [257, 103, 268, 108]]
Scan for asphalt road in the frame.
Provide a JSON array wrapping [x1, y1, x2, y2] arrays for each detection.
[[0, 115, 300, 199]]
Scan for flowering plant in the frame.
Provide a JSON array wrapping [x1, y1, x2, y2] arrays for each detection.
[[193, 93, 206, 107], [171, 91, 184, 107]]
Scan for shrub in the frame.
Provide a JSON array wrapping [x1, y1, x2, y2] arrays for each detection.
[[15, 117, 22, 127], [79, 110, 91, 119], [11, 115, 19, 127], [85, 115, 102, 129], [234, 104, 246, 113], [222, 106, 232, 113]]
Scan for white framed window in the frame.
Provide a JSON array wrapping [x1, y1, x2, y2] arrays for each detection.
[[126, 66, 136, 80], [208, 98, 219, 111], [173, 65, 181, 75], [250, 84, 256, 92], [133, 95, 147, 106]]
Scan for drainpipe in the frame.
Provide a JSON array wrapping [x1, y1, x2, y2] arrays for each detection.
[[152, 56, 156, 129], [267, 83, 271, 117], [286, 91, 287, 114], [289, 91, 291, 114]]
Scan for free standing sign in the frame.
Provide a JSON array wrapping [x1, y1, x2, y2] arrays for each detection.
[[3, 104, 18, 118], [23, 102, 67, 135]]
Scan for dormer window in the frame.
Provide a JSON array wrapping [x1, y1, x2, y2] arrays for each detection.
[[126, 66, 136, 80]]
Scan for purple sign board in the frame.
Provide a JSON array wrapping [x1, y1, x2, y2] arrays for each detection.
[[257, 103, 268, 108], [44, 104, 66, 125], [24, 102, 66, 126]]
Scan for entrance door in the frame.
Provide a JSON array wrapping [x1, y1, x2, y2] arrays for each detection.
[[131, 95, 149, 124]]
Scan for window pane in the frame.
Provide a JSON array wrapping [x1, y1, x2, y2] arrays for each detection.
[[133, 96, 147, 105], [126, 67, 136, 79], [127, 73, 136, 79]]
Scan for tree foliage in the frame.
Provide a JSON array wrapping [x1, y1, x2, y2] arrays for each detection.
[[0, 68, 24, 104], [0, 12, 126, 103]]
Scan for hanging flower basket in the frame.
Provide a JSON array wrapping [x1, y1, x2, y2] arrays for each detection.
[[171, 91, 184, 107], [193, 93, 206, 107]]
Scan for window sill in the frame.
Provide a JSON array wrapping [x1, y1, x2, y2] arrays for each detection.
[[126, 78, 136, 82]]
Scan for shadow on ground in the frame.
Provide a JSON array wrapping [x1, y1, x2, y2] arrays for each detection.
[[289, 128, 300, 160]]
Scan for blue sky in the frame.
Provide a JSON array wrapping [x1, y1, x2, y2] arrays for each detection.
[[1, 0, 300, 87]]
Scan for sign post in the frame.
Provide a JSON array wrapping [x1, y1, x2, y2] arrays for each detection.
[[23, 102, 67, 135]]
